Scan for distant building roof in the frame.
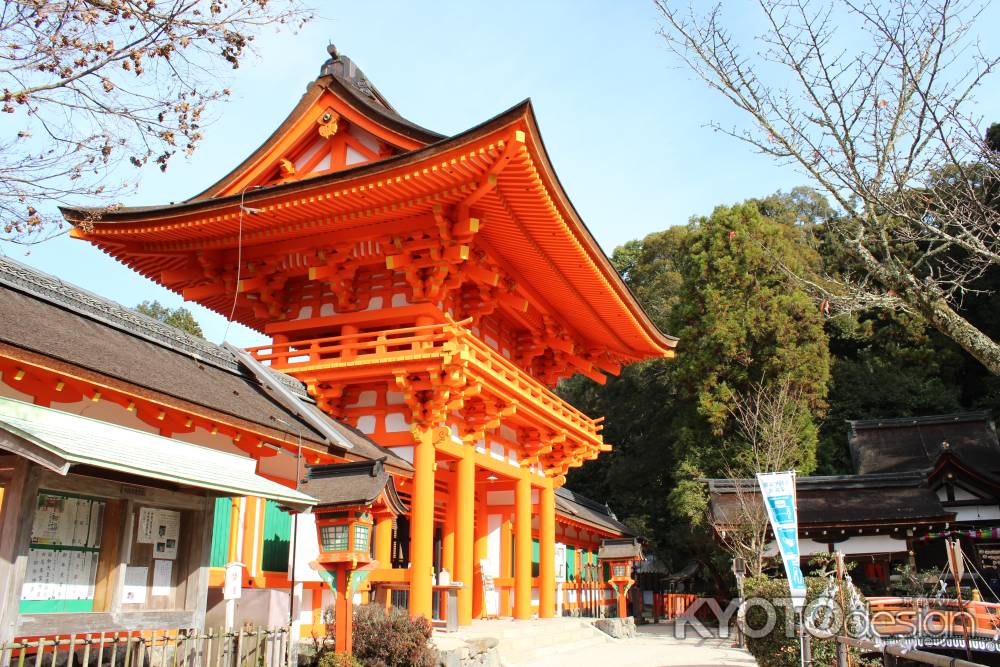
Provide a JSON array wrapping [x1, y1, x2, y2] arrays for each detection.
[[707, 472, 954, 528], [555, 486, 632, 536], [848, 412, 1000, 476], [0, 257, 411, 472]]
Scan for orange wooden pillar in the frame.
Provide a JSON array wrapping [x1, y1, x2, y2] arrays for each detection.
[[514, 475, 532, 619], [409, 424, 435, 619], [500, 513, 512, 617], [455, 450, 475, 625], [334, 569, 352, 653], [375, 514, 393, 567], [441, 475, 456, 620], [473, 485, 488, 618], [538, 482, 555, 618], [228, 497, 243, 563]]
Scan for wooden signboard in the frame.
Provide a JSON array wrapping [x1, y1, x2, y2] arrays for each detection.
[[976, 541, 1000, 575]]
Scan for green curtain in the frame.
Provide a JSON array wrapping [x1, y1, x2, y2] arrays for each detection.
[[261, 499, 292, 572]]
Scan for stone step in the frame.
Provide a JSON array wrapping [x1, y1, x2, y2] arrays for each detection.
[[486, 621, 612, 666]]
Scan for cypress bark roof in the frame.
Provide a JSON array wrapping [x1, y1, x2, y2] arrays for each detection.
[[848, 412, 1000, 476], [555, 486, 633, 535], [0, 256, 411, 471], [707, 473, 954, 528]]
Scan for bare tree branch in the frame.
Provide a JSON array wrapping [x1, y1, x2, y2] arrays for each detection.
[[656, 0, 1000, 375], [1, 0, 312, 244]]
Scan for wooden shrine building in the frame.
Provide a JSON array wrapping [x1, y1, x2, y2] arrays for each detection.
[[62, 45, 677, 625], [707, 412, 1000, 597]]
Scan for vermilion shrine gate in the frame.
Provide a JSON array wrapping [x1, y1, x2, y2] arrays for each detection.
[[64, 45, 676, 625]]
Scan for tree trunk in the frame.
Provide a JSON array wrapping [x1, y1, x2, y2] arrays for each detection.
[[912, 287, 1000, 377]]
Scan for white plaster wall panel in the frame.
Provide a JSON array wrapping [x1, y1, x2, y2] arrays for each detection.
[[356, 415, 377, 434], [291, 513, 322, 582], [953, 487, 980, 501], [385, 412, 409, 433], [391, 446, 414, 464], [487, 491, 514, 506], [500, 425, 518, 442], [365, 296, 383, 311], [954, 506, 1000, 521], [490, 440, 504, 461], [349, 391, 377, 408], [487, 515, 502, 577], [294, 137, 326, 170], [485, 335, 498, 350], [391, 293, 408, 307], [298, 589, 314, 624], [345, 146, 366, 166], [386, 391, 405, 405]]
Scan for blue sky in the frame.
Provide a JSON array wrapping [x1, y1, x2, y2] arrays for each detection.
[[5, 1, 998, 346]]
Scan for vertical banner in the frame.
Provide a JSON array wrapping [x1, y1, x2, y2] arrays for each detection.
[[756, 471, 806, 608]]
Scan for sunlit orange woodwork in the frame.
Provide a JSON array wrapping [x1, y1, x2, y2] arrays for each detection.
[[63, 45, 676, 625]]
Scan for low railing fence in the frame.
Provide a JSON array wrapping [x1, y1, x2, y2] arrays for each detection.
[[1, 627, 291, 667], [654, 593, 700, 620]]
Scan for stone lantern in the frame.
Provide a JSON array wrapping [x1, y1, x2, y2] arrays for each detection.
[[598, 537, 644, 619]]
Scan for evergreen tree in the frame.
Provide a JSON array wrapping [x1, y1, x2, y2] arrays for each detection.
[[135, 300, 204, 338]]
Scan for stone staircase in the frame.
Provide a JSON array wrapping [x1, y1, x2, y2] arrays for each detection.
[[454, 618, 613, 666]]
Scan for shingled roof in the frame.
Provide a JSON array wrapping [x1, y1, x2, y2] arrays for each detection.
[[848, 412, 1000, 476], [707, 472, 954, 528], [555, 486, 633, 535], [0, 256, 411, 472], [301, 458, 407, 514]]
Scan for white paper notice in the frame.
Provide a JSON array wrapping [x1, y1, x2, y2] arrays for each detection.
[[137, 507, 157, 544], [122, 566, 148, 604], [153, 509, 181, 560], [152, 560, 172, 597]]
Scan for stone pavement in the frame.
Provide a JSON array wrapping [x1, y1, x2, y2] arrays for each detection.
[[515, 622, 758, 667]]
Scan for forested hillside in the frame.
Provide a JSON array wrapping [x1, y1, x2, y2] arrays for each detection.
[[558, 185, 1000, 594]]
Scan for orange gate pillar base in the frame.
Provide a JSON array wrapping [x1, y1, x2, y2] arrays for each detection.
[[514, 474, 532, 620], [538, 483, 555, 619], [455, 449, 475, 625], [335, 569, 353, 654], [409, 424, 436, 620]]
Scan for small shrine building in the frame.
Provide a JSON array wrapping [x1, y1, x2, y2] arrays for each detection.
[[63, 46, 676, 625]]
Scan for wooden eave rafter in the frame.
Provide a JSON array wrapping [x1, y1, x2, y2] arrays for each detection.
[[65, 101, 677, 361]]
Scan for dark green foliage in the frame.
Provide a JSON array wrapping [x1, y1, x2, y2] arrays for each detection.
[[351, 605, 437, 667], [742, 575, 870, 667], [135, 300, 204, 338], [560, 184, 1000, 592], [987, 122, 1000, 153]]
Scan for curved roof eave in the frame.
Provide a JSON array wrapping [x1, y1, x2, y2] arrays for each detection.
[[62, 99, 677, 355], [60, 100, 533, 224], [188, 74, 445, 202]]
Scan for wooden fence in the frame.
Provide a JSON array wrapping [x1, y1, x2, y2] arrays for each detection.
[[0, 627, 292, 667]]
